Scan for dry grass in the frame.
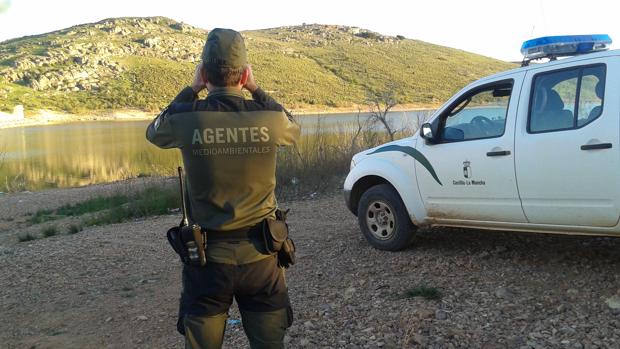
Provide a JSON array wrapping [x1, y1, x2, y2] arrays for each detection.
[[276, 113, 404, 199]]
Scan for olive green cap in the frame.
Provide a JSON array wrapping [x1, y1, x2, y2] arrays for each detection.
[[201, 28, 247, 67]]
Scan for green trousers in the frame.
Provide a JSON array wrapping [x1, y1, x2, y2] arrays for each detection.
[[184, 307, 291, 349], [180, 240, 292, 349]]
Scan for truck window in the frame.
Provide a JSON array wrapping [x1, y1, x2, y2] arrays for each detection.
[[578, 66, 606, 126], [528, 64, 605, 133], [440, 82, 512, 142]]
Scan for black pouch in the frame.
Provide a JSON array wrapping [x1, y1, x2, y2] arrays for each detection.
[[167, 225, 201, 266], [261, 209, 296, 268]]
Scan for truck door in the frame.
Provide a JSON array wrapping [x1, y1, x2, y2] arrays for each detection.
[[416, 73, 527, 223], [515, 60, 620, 227]]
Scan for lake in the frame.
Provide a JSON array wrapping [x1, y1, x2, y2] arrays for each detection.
[[0, 110, 435, 192]]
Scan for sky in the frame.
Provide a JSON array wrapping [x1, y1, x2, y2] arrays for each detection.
[[0, 0, 618, 62]]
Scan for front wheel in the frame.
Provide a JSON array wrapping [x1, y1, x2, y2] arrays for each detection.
[[357, 184, 416, 251]]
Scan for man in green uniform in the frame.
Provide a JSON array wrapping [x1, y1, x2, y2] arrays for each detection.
[[146, 28, 300, 349]]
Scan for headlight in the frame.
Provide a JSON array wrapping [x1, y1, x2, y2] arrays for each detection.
[[350, 159, 356, 170]]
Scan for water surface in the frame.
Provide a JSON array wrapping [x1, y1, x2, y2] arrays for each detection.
[[0, 111, 435, 191]]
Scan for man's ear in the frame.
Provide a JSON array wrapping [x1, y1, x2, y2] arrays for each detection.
[[239, 66, 250, 86]]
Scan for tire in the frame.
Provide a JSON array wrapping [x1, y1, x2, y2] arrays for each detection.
[[357, 184, 416, 251]]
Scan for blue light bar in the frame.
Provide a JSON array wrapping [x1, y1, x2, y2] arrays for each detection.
[[521, 34, 612, 60]]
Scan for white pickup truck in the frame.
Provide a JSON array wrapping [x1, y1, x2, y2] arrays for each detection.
[[344, 35, 619, 250]]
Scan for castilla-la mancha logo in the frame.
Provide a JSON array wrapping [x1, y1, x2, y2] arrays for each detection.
[[463, 161, 471, 179]]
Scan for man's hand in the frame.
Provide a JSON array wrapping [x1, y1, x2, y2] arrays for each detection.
[[191, 63, 206, 94], [243, 65, 259, 93]]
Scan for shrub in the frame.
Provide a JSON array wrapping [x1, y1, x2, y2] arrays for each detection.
[[29, 195, 130, 224], [28, 209, 56, 224], [42, 226, 59, 237], [275, 114, 395, 198], [404, 285, 442, 300], [84, 185, 178, 226], [67, 224, 83, 234], [17, 233, 37, 242]]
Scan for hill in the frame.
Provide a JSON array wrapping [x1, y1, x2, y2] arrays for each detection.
[[0, 17, 516, 115]]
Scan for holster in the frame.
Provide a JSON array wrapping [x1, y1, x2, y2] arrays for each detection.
[[167, 225, 206, 267], [261, 209, 296, 268]]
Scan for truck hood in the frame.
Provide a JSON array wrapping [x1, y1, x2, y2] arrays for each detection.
[[352, 136, 417, 165]]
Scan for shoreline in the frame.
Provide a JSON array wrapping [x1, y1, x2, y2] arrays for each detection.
[[0, 104, 438, 130]]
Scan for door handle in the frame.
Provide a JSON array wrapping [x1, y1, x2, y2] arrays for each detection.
[[580, 143, 612, 150], [486, 150, 511, 157]]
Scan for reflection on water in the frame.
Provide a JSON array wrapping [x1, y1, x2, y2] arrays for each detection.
[[0, 110, 434, 192]]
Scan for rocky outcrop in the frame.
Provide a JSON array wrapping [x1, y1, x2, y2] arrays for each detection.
[[0, 17, 209, 92], [2, 42, 125, 91], [263, 24, 401, 47], [170, 22, 196, 33], [143, 37, 161, 48]]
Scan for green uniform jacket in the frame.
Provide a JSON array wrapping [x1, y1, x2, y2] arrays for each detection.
[[146, 86, 300, 231]]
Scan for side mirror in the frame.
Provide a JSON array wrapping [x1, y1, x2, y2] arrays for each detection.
[[420, 123, 435, 142]]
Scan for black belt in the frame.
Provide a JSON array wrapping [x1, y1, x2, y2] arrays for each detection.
[[204, 225, 261, 242]]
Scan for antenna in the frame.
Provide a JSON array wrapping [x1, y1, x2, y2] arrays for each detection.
[[538, 0, 548, 34], [177, 166, 189, 227]]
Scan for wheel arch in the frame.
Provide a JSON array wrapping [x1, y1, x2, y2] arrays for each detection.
[[350, 175, 392, 215], [345, 158, 427, 226]]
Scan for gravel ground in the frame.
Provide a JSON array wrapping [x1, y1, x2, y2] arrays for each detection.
[[2, 183, 620, 348]]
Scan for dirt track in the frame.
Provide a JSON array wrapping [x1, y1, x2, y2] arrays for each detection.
[[2, 184, 620, 348]]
